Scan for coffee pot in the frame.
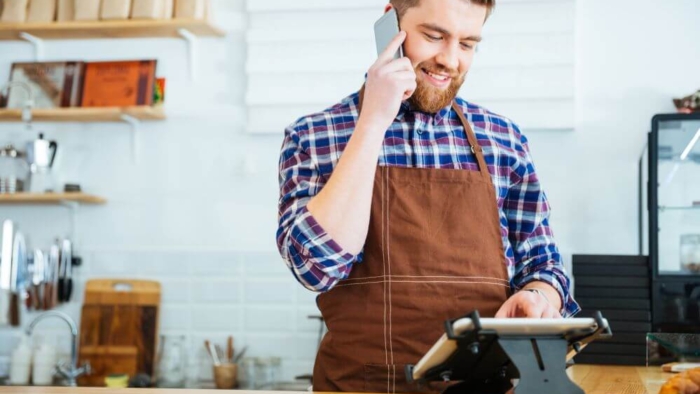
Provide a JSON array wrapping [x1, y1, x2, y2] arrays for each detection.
[[25, 133, 58, 193]]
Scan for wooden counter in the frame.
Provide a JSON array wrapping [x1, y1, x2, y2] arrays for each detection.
[[0, 365, 671, 394]]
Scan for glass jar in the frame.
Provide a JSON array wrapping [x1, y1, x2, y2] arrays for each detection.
[[680, 234, 700, 273], [156, 335, 188, 388], [0, 145, 28, 194], [238, 357, 256, 389]]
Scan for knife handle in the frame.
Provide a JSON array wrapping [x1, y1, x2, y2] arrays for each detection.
[[26, 289, 33, 310], [65, 279, 72, 302], [58, 278, 65, 303], [9, 293, 20, 327], [43, 283, 52, 310]]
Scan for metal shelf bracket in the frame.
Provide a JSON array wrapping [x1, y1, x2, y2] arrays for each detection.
[[177, 28, 198, 81], [19, 32, 44, 61], [120, 114, 140, 164]]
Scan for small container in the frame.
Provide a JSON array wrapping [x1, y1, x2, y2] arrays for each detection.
[[681, 234, 700, 273], [162, 0, 174, 18], [0, 145, 28, 194], [73, 0, 101, 21], [32, 342, 57, 386], [131, 0, 164, 19], [56, 0, 74, 21], [253, 357, 281, 389], [27, 0, 57, 22], [174, 0, 207, 19], [100, 0, 131, 20], [238, 357, 255, 389], [213, 363, 238, 389], [0, 0, 29, 23], [9, 335, 31, 386], [105, 374, 130, 388], [155, 335, 187, 388]]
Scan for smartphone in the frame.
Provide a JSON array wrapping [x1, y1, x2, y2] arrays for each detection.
[[374, 7, 404, 60]]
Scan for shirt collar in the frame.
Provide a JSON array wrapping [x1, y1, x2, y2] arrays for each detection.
[[400, 99, 453, 125]]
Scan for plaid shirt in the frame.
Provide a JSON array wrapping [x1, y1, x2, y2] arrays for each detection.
[[277, 91, 580, 317]]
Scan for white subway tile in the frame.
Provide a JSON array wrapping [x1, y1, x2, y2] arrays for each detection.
[[189, 252, 242, 275], [244, 334, 301, 359], [244, 281, 296, 305], [244, 307, 295, 332], [192, 280, 241, 303], [192, 306, 242, 331], [296, 307, 324, 333], [242, 251, 290, 277], [293, 334, 321, 361], [160, 305, 192, 331], [160, 279, 192, 303]]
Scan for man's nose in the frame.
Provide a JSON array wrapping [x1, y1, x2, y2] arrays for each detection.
[[435, 43, 460, 73]]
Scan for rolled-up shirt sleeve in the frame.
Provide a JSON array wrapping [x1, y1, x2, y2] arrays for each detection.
[[276, 125, 360, 292], [505, 129, 580, 317]]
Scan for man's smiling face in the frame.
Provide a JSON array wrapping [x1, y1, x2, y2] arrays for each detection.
[[390, 0, 487, 113]]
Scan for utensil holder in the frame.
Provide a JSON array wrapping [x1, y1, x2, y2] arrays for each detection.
[[213, 363, 238, 389]]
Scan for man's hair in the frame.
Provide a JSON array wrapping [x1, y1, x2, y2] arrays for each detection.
[[390, 0, 495, 19]]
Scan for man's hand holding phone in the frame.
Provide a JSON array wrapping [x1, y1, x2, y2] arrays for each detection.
[[361, 31, 416, 132]]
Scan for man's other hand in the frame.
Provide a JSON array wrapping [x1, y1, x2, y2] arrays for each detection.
[[495, 289, 562, 318]]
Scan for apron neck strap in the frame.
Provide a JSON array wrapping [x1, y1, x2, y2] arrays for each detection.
[[357, 85, 490, 179], [451, 101, 491, 180]]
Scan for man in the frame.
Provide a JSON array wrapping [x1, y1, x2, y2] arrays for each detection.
[[277, 0, 579, 392]]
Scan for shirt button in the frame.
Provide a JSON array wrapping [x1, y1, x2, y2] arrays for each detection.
[[417, 130, 422, 135]]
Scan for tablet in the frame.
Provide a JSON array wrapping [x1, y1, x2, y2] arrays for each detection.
[[411, 317, 609, 381]]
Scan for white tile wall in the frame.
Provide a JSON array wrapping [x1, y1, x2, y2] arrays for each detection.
[[0, 0, 699, 387], [0, 0, 322, 383]]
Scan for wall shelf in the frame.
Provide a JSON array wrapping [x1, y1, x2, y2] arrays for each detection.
[[0, 19, 225, 40], [0, 105, 165, 122], [0, 193, 107, 205], [659, 205, 700, 212]]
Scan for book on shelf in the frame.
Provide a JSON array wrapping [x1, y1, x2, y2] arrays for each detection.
[[80, 60, 158, 107], [6, 61, 85, 109]]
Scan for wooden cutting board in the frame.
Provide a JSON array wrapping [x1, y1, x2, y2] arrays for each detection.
[[78, 279, 161, 386]]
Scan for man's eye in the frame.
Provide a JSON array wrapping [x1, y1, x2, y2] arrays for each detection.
[[461, 43, 474, 50], [425, 34, 441, 41]]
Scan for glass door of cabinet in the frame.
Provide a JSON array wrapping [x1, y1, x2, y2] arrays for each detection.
[[650, 113, 700, 277]]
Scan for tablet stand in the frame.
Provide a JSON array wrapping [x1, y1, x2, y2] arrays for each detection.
[[405, 311, 611, 394]]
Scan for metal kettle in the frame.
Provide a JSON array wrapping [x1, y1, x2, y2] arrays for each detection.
[[26, 133, 58, 173], [26, 133, 58, 193]]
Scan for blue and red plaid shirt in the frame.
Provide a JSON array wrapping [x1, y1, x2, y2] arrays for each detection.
[[277, 91, 580, 317]]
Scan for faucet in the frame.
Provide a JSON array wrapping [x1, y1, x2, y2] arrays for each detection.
[[26, 310, 91, 387]]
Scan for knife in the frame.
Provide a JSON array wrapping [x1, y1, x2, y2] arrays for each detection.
[[10, 232, 26, 326], [58, 239, 73, 303], [28, 249, 44, 310], [1, 220, 14, 326], [45, 243, 60, 310]]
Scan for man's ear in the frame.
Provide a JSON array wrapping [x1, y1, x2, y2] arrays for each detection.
[[384, 3, 393, 13]]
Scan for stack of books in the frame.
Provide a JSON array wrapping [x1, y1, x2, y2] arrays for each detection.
[[2, 60, 163, 109], [572, 255, 652, 366]]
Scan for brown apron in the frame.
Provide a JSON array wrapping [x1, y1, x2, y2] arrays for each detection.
[[313, 91, 512, 393]]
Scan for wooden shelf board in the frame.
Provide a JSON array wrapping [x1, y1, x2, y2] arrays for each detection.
[[0, 193, 106, 205], [0, 106, 165, 122], [0, 19, 225, 40]]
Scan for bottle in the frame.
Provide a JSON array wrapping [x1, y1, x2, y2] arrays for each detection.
[[32, 339, 57, 386], [9, 334, 32, 385]]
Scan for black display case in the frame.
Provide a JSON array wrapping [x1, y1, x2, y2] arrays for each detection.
[[642, 113, 700, 333]]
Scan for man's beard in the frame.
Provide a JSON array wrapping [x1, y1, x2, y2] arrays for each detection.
[[408, 62, 465, 113]]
